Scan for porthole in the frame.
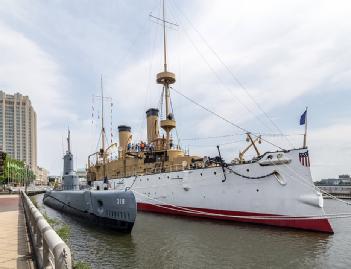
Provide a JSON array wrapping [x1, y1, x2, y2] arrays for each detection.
[[246, 169, 250, 172], [214, 171, 217, 175], [200, 173, 203, 176], [256, 189, 259, 192]]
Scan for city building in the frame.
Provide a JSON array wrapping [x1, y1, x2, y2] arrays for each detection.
[[315, 175, 351, 199], [48, 175, 62, 184], [76, 168, 87, 179], [35, 166, 48, 185], [315, 174, 351, 186], [0, 91, 37, 170]]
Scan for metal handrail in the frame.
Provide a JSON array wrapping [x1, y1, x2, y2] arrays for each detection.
[[20, 190, 72, 269], [169, 164, 183, 172]]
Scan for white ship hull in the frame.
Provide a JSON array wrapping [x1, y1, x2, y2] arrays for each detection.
[[99, 148, 332, 233]]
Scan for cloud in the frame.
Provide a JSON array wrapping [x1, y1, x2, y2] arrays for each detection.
[[0, 21, 83, 173], [0, 21, 78, 124], [309, 121, 351, 180], [102, 0, 351, 178], [0, 0, 350, 178]]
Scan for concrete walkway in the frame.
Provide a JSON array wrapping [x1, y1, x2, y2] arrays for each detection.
[[0, 195, 34, 269]]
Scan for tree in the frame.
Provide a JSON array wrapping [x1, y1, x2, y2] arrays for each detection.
[[0, 153, 35, 185]]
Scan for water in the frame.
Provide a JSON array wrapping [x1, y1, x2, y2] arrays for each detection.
[[35, 194, 351, 269]]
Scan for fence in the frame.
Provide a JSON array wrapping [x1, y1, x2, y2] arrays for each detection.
[[20, 190, 72, 269]]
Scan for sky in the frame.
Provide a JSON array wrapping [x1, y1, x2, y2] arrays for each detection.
[[0, 0, 350, 181]]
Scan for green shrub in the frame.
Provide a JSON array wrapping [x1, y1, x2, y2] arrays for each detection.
[[56, 225, 70, 243], [73, 261, 91, 269]]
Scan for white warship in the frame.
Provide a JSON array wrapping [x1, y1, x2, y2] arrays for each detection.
[[43, 130, 137, 232], [87, 0, 333, 233]]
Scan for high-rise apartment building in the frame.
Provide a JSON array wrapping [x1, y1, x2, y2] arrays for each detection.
[[0, 91, 37, 170]]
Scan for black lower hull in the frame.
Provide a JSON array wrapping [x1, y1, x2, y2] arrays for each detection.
[[43, 194, 134, 233]]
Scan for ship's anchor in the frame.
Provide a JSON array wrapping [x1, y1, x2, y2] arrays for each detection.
[[217, 145, 227, 182]]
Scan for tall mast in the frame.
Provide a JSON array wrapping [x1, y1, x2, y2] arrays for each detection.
[[162, 0, 170, 117], [100, 75, 106, 178], [67, 128, 71, 153], [162, 0, 167, 73], [156, 0, 176, 149]]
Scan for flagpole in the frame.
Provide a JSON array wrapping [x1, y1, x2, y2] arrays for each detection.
[[303, 107, 308, 148]]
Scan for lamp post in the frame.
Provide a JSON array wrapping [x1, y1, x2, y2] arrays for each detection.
[[24, 163, 28, 194], [7, 164, 9, 186]]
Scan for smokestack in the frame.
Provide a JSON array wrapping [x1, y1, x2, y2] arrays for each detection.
[[146, 108, 159, 144], [118, 125, 132, 155]]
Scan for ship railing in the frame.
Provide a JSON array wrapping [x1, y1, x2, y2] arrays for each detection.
[[135, 164, 184, 175], [143, 167, 162, 175], [153, 167, 163, 174], [20, 190, 72, 269], [143, 164, 184, 175], [169, 164, 184, 172], [123, 170, 138, 178]]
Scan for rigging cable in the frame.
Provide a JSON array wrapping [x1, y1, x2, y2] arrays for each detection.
[[169, 0, 294, 148], [171, 86, 285, 151], [164, 2, 350, 207], [167, 0, 284, 141], [182, 133, 303, 141], [169, 95, 181, 147], [185, 140, 245, 148], [136, 11, 160, 140]]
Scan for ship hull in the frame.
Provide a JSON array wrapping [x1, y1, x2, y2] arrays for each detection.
[[43, 189, 136, 233], [137, 203, 332, 233], [105, 148, 333, 233]]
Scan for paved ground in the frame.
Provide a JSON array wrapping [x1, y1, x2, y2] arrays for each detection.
[[0, 195, 34, 269]]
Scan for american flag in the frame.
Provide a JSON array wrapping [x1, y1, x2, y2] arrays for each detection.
[[299, 151, 310, 167]]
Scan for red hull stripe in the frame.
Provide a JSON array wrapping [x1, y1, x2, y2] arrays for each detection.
[[137, 203, 334, 233]]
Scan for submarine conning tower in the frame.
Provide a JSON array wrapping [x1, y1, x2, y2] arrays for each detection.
[[63, 130, 80, 190]]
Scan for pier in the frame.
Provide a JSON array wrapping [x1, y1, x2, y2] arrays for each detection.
[[318, 185, 351, 199], [0, 194, 34, 268], [0, 192, 72, 269]]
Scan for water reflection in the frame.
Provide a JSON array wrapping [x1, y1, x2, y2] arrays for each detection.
[[35, 194, 351, 269]]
